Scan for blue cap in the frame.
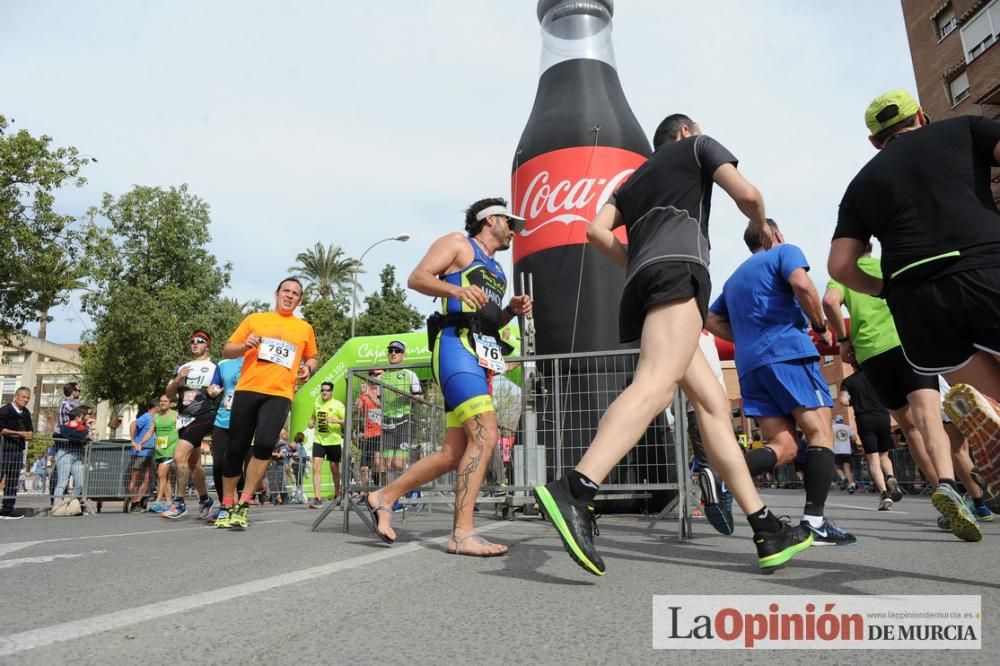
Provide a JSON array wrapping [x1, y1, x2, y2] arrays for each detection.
[[387, 341, 406, 352]]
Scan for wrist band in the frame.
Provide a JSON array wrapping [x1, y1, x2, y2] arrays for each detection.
[[837, 335, 850, 343], [811, 322, 828, 334], [504, 304, 515, 316]]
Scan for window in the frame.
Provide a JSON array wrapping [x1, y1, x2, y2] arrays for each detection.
[[936, 6, 958, 40], [961, 0, 1000, 62], [949, 71, 971, 105]]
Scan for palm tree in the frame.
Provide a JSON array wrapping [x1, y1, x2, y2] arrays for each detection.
[[288, 243, 361, 301], [36, 257, 86, 340]]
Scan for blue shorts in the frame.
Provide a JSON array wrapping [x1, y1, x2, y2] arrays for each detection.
[[741, 358, 832, 419], [433, 327, 495, 428]]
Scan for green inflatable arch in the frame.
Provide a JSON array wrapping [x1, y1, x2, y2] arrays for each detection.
[[290, 323, 521, 439]]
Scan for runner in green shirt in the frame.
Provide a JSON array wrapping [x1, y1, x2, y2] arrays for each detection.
[[309, 381, 346, 508], [151, 395, 179, 513]]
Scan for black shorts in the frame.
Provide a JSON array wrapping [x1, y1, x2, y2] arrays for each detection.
[[860, 346, 939, 411], [619, 261, 711, 343], [358, 436, 380, 467], [177, 412, 215, 447], [380, 415, 412, 450], [313, 441, 342, 463], [834, 454, 853, 466], [890, 265, 1000, 374], [856, 413, 894, 455]]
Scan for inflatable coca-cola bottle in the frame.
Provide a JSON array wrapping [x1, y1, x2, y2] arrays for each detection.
[[514, 1, 670, 505], [512, 0, 650, 355]]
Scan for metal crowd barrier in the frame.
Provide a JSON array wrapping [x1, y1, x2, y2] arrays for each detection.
[[314, 349, 686, 540]]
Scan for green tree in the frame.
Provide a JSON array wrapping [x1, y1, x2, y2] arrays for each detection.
[[289, 242, 361, 301], [0, 115, 92, 342], [356, 264, 424, 337], [79, 185, 232, 405], [301, 289, 351, 366], [201, 297, 269, 355]]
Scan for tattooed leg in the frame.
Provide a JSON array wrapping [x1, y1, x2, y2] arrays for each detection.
[[447, 411, 507, 556], [370, 427, 470, 543]]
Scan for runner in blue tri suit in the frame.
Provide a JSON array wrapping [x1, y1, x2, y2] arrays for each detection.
[[352, 197, 532, 556], [434, 232, 509, 425]]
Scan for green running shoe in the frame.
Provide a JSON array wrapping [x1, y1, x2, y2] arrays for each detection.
[[755, 517, 814, 574], [228, 502, 249, 531], [931, 484, 981, 542], [533, 477, 605, 576], [214, 507, 232, 529]]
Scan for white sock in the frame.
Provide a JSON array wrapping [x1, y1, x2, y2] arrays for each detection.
[[804, 514, 824, 529]]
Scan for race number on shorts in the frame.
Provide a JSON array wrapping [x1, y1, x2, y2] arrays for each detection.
[[258, 337, 296, 369], [473, 333, 505, 374]]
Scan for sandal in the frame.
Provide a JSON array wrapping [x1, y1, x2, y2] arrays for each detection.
[[447, 531, 508, 557], [351, 491, 395, 544]]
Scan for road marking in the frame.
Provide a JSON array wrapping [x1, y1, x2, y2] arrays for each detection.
[[825, 501, 909, 514], [0, 551, 106, 570], [0, 521, 511, 657], [0, 520, 288, 557]]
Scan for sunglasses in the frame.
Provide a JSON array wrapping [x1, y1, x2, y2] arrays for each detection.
[[387, 348, 404, 354], [191, 337, 209, 344]]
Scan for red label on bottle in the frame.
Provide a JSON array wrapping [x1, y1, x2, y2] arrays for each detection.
[[511, 146, 647, 262]]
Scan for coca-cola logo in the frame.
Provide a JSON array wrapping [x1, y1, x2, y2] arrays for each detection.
[[511, 146, 647, 262]]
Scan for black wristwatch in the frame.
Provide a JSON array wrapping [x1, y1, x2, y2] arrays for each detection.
[[811, 322, 828, 334], [503, 304, 516, 317], [837, 335, 850, 343]]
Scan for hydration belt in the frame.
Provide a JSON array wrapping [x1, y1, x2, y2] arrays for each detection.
[[426, 311, 514, 356]]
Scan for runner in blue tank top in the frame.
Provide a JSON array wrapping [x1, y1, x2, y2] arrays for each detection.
[[352, 197, 532, 557]]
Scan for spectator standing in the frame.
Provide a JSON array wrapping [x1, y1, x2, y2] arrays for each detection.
[[309, 382, 346, 509], [53, 406, 89, 502], [356, 369, 383, 491], [58, 382, 80, 429], [377, 341, 423, 485], [0, 387, 34, 519], [127, 400, 157, 512]]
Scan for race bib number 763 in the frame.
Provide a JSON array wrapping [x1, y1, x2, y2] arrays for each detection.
[[258, 337, 296, 369]]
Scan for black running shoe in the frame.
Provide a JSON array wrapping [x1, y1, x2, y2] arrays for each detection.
[[885, 477, 903, 503], [800, 517, 858, 546], [533, 477, 605, 576], [698, 468, 734, 536], [754, 517, 814, 574]]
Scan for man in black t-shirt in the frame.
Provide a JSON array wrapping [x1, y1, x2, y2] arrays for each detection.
[[829, 89, 1000, 397], [829, 89, 1000, 537], [534, 114, 814, 576], [839, 368, 900, 510]]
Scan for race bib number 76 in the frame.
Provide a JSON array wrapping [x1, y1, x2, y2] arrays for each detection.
[[473, 333, 505, 374]]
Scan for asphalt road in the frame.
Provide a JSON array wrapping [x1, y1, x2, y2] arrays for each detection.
[[0, 489, 996, 664]]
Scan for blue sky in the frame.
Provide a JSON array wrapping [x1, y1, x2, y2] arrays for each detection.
[[2, 1, 917, 344]]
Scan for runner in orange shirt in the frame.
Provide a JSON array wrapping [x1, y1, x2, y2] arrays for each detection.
[[214, 278, 318, 529]]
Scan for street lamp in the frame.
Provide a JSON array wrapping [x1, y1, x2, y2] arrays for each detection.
[[351, 234, 410, 338]]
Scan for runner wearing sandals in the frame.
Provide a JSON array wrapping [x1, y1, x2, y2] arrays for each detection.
[[351, 197, 531, 557]]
